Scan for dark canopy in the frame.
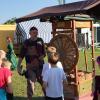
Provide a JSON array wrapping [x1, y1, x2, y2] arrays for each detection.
[[16, 0, 100, 23]]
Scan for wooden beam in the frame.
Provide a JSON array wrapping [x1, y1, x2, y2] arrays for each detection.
[[76, 20, 91, 28], [52, 20, 72, 29], [90, 20, 95, 76], [72, 20, 79, 97]]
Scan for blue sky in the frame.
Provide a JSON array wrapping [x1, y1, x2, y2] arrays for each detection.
[[0, 0, 82, 24]]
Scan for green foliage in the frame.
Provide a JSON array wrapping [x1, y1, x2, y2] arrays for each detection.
[[94, 19, 100, 24], [3, 17, 16, 25]]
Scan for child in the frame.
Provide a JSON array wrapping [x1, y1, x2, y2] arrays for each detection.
[[42, 46, 63, 77], [97, 56, 100, 67], [0, 50, 6, 67], [6, 36, 18, 70], [0, 50, 6, 100], [43, 51, 67, 100], [0, 58, 13, 100]]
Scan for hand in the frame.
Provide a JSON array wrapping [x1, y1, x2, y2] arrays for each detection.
[[39, 55, 44, 60], [17, 65, 22, 75]]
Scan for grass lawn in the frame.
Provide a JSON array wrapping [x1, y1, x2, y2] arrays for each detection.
[[78, 48, 100, 74], [12, 48, 100, 99], [12, 70, 44, 100]]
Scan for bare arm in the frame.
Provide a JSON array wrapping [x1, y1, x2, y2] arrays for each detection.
[[63, 71, 68, 84], [63, 79, 68, 84], [6, 76, 13, 93], [17, 57, 23, 75], [43, 81, 48, 90]]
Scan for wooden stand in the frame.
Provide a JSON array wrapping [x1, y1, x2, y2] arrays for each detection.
[[49, 18, 95, 100]]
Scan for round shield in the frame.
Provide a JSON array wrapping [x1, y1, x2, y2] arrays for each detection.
[[49, 34, 79, 73]]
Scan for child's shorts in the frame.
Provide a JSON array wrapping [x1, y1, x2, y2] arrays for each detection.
[[45, 96, 63, 100]]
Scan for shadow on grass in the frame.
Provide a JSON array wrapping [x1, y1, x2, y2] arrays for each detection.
[[14, 96, 45, 100]]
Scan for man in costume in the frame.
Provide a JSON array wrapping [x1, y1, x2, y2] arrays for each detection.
[[17, 26, 46, 100]]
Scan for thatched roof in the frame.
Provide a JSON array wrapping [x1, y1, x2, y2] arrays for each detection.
[[16, 0, 100, 23]]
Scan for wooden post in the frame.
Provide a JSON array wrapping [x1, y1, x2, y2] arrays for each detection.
[[72, 20, 76, 42], [90, 20, 95, 76], [84, 48, 88, 80], [72, 19, 79, 97], [84, 49, 88, 73], [52, 21, 56, 37]]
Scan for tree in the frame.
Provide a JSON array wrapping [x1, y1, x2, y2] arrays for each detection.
[[3, 17, 16, 25], [57, 0, 65, 4]]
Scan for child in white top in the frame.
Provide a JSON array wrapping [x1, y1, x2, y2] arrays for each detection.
[[42, 61, 63, 77], [43, 50, 67, 100], [42, 46, 63, 77]]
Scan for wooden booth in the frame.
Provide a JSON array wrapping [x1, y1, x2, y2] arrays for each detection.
[[16, 17, 95, 100], [40, 16, 94, 100]]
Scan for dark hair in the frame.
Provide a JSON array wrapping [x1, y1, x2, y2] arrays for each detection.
[[30, 26, 38, 32], [97, 56, 100, 65]]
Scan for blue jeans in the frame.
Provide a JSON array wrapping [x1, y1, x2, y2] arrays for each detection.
[[0, 89, 7, 100]]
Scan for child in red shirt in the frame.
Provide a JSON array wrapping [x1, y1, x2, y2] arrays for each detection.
[[0, 58, 13, 100]]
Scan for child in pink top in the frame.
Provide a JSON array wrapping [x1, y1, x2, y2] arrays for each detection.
[[0, 58, 13, 100]]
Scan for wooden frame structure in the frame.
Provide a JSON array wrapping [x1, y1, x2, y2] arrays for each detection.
[[47, 18, 95, 100]]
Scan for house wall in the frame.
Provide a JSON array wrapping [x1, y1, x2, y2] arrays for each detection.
[[93, 24, 100, 47], [77, 25, 100, 48], [96, 27, 100, 43], [81, 28, 91, 45], [77, 28, 91, 48], [0, 25, 16, 52]]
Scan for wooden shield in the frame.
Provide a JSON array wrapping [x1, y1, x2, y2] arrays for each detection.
[[49, 34, 79, 73]]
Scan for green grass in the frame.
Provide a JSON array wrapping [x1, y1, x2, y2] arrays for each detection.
[[77, 49, 100, 74], [12, 58, 44, 99], [12, 48, 100, 99], [12, 70, 44, 99]]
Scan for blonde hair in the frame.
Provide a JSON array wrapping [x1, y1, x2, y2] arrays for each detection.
[[2, 58, 11, 68], [47, 46, 59, 64], [47, 46, 56, 53], [48, 52, 59, 64], [47, 46, 57, 58], [0, 50, 6, 59]]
